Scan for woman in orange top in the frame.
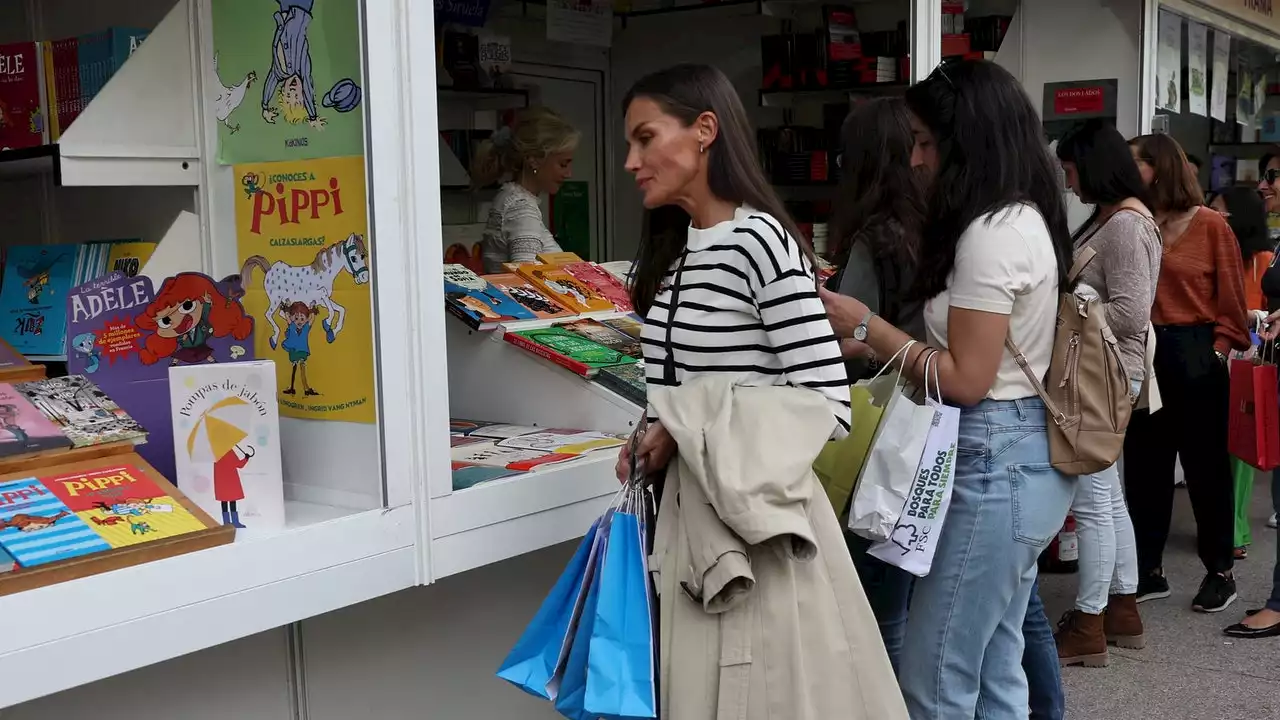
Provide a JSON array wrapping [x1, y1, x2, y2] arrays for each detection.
[[1127, 134, 1250, 614]]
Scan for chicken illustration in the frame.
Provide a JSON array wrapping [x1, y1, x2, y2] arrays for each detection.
[[0, 511, 69, 532], [212, 53, 256, 134]]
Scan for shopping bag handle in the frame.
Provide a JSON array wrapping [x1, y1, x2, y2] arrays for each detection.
[[870, 339, 917, 386]]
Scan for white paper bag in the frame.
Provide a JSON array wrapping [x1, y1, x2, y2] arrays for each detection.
[[869, 358, 960, 577], [847, 341, 933, 542]]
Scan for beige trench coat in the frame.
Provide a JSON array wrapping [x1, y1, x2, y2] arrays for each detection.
[[648, 376, 908, 720]]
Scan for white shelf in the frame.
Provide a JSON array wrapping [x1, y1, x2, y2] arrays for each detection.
[[0, 0, 203, 186], [0, 502, 417, 708]]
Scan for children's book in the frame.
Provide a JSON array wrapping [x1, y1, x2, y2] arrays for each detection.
[[535, 251, 585, 266], [595, 363, 647, 407], [496, 430, 625, 455], [600, 315, 644, 341], [0, 244, 79, 357], [504, 327, 638, 377], [556, 318, 642, 360], [444, 264, 535, 330], [516, 264, 616, 314], [451, 461, 523, 491], [451, 442, 580, 471], [0, 41, 49, 150], [563, 262, 633, 313], [597, 260, 634, 286], [16, 375, 147, 448], [39, 463, 205, 548], [103, 239, 157, 278], [482, 273, 574, 321], [169, 360, 284, 531], [0, 477, 111, 567], [465, 423, 544, 440], [0, 383, 73, 457], [0, 545, 13, 573]]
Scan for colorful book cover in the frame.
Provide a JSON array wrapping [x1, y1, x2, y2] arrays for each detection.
[[600, 315, 644, 341], [516, 264, 616, 314], [443, 264, 534, 330], [103, 239, 157, 277], [0, 41, 48, 150], [0, 383, 73, 457], [535, 251, 585, 265], [0, 244, 79, 357], [556, 318, 641, 359], [234, 156, 373, 423], [108, 27, 150, 76], [211, 0, 364, 164], [54, 37, 81, 132], [497, 430, 624, 455], [597, 260, 634, 286], [451, 461, 522, 491], [504, 327, 638, 377], [16, 375, 147, 448], [482, 272, 574, 321], [563, 262, 633, 313], [595, 364, 647, 407], [38, 464, 206, 548], [451, 442, 579, 471], [0, 477, 111, 567], [170, 360, 285, 530]]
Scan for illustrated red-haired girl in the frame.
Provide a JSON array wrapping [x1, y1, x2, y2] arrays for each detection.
[[137, 273, 254, 365]]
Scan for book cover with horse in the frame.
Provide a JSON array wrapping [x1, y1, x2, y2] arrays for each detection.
[[232, 155, 374, 423]]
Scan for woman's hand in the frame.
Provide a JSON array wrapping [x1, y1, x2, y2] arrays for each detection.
[[615, 420, 677, 483], [819, 287, 869, 338], [1261, 309, 1280, 342]]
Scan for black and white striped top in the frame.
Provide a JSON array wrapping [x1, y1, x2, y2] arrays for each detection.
[[641, 207, 851, 436]]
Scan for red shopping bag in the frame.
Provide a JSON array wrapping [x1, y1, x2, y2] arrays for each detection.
[[1228, 358, 1280, 470]]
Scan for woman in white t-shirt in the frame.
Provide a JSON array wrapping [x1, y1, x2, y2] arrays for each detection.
[[821, 59, 1076, 719]]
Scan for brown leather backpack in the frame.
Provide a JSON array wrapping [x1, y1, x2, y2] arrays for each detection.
[[1008, 245, 1135, 475]]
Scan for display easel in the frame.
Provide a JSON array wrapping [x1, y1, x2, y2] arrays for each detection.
[[0, 440, 234, 597]]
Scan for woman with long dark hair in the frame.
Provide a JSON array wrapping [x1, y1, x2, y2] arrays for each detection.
[[613, 63, 906, 718], [820, 59, 1076, 716], [1050, 119, 1161, 667], [1126, 134, 1248, 613], [824, 96, 925, 675]]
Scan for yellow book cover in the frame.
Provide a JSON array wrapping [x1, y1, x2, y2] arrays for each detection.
[[516, 263, 615, 314], [104, 240, 158, 277], [233, 156, 375, 423], [39, 464, 207, 548], [535, 251, 584, 266], [41, 41, 59, 142]]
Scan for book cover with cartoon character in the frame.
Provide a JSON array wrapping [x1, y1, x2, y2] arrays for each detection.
[[39, 464, 206, 548], [0, 477, 111, 567], [211, 0, 364, 164], [0, 244, 78, 357], [444, 265, 535, 330], [170, 360, 284, 531]]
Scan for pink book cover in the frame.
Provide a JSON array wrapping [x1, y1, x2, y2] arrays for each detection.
[[0, 42, 46, 151], [563, 262, 634, 313], [0, 382, 72, 457]]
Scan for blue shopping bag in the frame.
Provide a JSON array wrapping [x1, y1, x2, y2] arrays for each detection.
[[554, 526, 609, 720], [497, 517, 601, 699], [584, 510, 658, 720]]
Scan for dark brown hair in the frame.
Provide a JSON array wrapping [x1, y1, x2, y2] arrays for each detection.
[[829, 97, 923, 268], [1129, 133, 1204, 213], [622, 64, 816, 316]]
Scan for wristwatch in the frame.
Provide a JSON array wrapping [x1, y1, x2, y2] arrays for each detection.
[[853, 311, 877, 342]]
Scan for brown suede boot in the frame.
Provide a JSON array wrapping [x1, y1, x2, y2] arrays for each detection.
[[1104, 593, 1146, 649], [1055, 609, 1110, 667]]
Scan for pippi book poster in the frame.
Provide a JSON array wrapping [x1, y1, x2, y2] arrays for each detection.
[[64, 271, 257, 480], [211, 0, 364, 164], [232, 155, 374, 424]]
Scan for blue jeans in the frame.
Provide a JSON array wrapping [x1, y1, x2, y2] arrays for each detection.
[[899, 398, 1076, 719], [845, 531, 913, 675], [1023, 580, 1065, 720]]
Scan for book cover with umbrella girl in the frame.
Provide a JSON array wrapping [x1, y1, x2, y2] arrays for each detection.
[[211, 0, 364, 164], [169, 361, 285, 531]]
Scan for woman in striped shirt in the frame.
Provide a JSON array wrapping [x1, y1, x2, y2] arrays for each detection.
[[611, 63, 849, 481]]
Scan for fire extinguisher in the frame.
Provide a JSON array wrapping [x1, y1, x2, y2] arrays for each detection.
[[1038, 513, 1079, 574]]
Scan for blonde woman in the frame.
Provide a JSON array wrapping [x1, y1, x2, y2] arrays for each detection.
[[470, 106, 580, 272]]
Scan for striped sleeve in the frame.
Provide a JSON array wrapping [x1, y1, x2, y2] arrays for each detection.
[[740, 215, 852, 434]]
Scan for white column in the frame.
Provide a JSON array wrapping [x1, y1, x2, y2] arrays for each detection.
[[912, 0, 943, 84]]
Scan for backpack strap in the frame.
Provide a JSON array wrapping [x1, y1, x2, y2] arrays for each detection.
[[1004, 335, 1069, 428]]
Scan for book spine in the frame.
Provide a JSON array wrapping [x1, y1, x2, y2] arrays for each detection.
[[503, 332, 593, 376], [41, 42, 58, 141], [444, 300, 482, 331]]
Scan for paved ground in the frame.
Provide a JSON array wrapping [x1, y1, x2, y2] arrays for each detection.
[[1038, 474, 1279, 719]]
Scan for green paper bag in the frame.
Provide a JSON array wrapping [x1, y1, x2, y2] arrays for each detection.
[[814, 381, 888, 518]]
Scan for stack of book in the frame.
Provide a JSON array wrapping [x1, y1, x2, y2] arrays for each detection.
[[449, 420, 626, 491]]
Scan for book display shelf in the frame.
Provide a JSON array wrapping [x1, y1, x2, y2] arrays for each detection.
[[0, 0, 436, 709]]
